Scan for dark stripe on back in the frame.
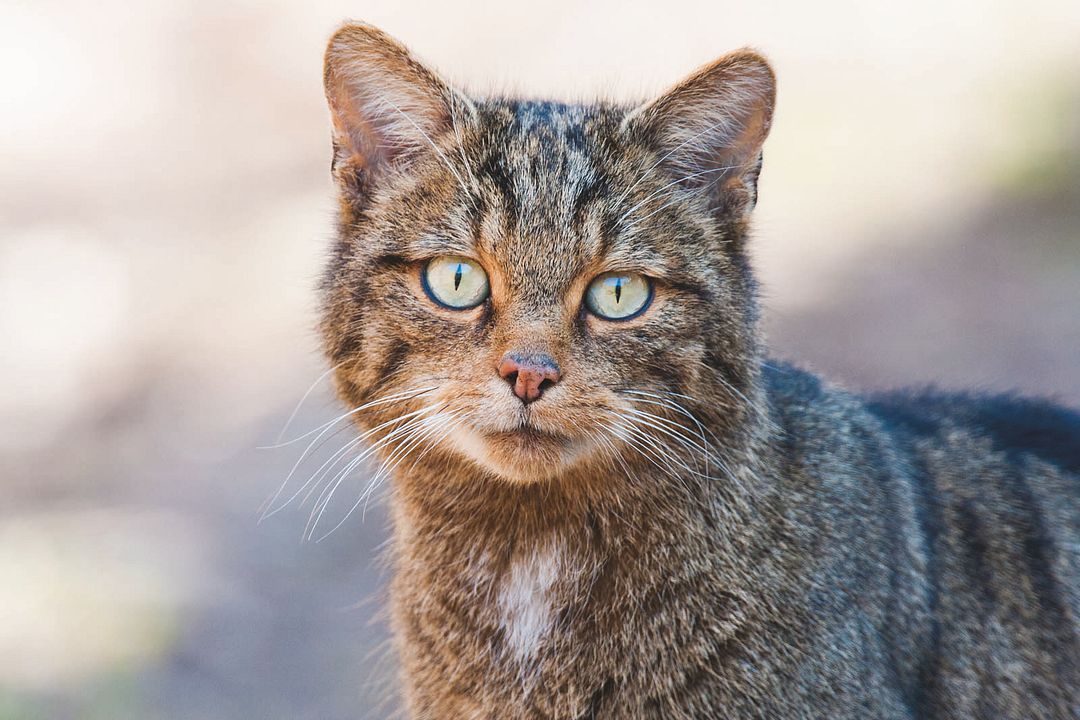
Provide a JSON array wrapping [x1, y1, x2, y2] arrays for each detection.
[[1004, 465, 1079, 669], [867, 391, 1080, 476], [868, 409, 944, 716]]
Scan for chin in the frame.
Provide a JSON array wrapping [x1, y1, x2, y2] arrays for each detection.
[[449, 424, 591, 483]]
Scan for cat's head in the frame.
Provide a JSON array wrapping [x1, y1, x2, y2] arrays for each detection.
[[320, 23, 774, 484]]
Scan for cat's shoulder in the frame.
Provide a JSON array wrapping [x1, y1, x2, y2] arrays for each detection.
[[761, 359, 1080, 478]]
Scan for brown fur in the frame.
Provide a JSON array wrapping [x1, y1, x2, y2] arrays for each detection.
[[316, 22, 1080, 719]]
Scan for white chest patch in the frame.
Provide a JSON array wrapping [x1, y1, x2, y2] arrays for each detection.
[[497, 542, 562, 664]]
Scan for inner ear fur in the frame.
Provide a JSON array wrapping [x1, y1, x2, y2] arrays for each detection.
[[626, 50, 776, 215], [323, 22, 474, 193]]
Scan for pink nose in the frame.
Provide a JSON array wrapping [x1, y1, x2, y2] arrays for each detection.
[[497, 353, 561, 404]]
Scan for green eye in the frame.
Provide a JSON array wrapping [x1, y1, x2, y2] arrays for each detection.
[[584, 272, 652, 320], [422, 256, 490, 309]]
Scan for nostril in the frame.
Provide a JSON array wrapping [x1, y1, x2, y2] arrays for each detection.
[[497, 352, 561, 404], [498, 359, 519, 384]]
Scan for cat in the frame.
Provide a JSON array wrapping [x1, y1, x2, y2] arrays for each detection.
[[316, 22, 1080, 719]]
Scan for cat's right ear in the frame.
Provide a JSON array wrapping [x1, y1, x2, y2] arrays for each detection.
[[323, 23, 473, 198]]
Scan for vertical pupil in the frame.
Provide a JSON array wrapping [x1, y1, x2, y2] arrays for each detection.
[[614, 277, 623, 304], [453, 263, 463, 291]]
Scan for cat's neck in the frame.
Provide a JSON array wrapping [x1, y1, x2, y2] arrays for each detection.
[[386, 382, 784, 658], [391, 381, 777, 560]]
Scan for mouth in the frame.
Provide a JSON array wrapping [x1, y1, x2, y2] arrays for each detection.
[[488, 425, 568, 445], [485, 424, 577, 465], [454, 422, 586, 483]]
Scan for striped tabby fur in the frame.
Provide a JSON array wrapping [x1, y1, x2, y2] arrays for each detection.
[[317, 22, 1080, 719]]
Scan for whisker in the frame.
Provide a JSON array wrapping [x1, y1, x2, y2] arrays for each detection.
[[607, 421, 700, 500], [259, 386, 437, 449], [622, 407, 711, 459], [267, 435, 367, 518], [589, 420, 636, 480], [258, 387, 437, 521], [372, 93, 472, 198], [622, 389, 725, 424], [620, 390, 715, 466], [685, 363, 758, 409], [359, 413, 452, 505], [607, 398, 742, 502], [403, 413, 459, 475], [285, 414, 410, 511], [315, 410, 461, 541], [615, 164, 739, 229], [621, 178, 729, 240], [447, 93, 478, 191], [613, 115, 747, 211], [303, 407, 444, 537], [620, 420, 701, 479], [621, 406, 747, 494], [273, 361, 344, 444], [600, 418, 686, 482], [359, 410, 462, 522], [295, 406, 441, 512]]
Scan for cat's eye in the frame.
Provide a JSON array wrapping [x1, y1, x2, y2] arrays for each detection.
[[584, 272, 653, 321], [422, 256, 490, 310]]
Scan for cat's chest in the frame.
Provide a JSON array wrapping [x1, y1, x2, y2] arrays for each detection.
[[409, 536, 599, 672], [495, 541, 564, 665], [397, 528, 756, 718]]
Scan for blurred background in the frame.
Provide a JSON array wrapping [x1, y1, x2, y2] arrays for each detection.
[[1, 0, 1078, 717]]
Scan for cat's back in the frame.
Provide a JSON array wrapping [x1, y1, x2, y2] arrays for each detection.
[[763, 363, 1080, 716], [867, 387, 1080, 717]]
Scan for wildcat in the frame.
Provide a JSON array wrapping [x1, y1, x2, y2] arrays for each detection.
[[316, 22, 1080, 719]]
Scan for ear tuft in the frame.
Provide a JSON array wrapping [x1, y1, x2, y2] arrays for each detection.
[[627, 50, 776, 215], [323, 23, 472, 194]]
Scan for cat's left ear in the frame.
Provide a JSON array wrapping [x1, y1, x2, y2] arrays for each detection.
[[625, 50, 776, 217]]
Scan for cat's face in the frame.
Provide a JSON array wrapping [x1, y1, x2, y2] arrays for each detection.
[[320, 24, 774, 483]]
